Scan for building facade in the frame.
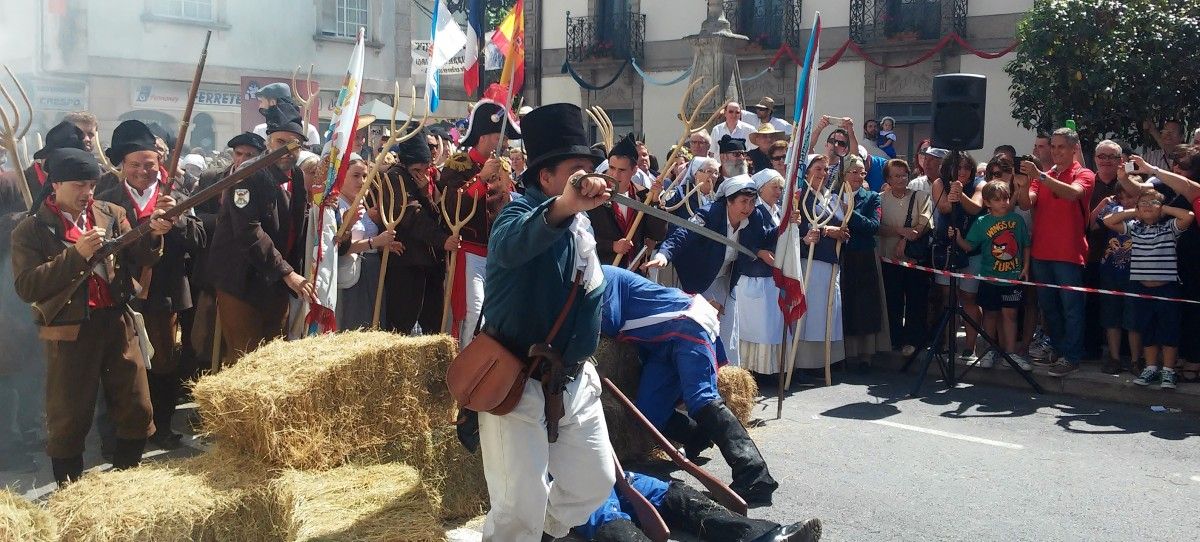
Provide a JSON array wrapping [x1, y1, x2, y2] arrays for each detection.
[[528, 0, 1035, 162], [0, 0, 471, 154]]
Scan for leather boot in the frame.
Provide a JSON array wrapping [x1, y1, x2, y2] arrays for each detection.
[[51, 456, 84, 487], [693, 401, 778, 506], [663, 410, 712, 462], [748, 518, 823, 542], [148, 373, 182, 450], [594, 517, 652, 542], [111, 438, 147, 470]]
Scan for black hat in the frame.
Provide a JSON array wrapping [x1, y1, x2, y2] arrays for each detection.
[[460, 99, 521, 148], [34, 121, 87, 160], [264, 100, 308, 141], [146, 122, 175, 151], [227, 132, 266, 152], [391, 128, 433, 165], [718, 135, 747, 154], [608, 133, 639, 162], [105, 120, 159, 166], [30, 148, 102, 212], [521, 103, 603, 186]]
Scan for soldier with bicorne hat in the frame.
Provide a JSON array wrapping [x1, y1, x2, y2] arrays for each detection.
[[10, 147, 176, 486]]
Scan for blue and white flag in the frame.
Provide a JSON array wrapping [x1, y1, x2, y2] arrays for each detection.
[[427, 0, 467, 111]]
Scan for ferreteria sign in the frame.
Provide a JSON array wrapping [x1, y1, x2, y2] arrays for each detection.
[[411, 39, 467, 81], [130, 79, 242, 111]]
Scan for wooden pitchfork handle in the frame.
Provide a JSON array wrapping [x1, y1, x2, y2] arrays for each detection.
[[438, 187, 479, 333], [601, 377, 748, 515], [370, 171, 408, 329]]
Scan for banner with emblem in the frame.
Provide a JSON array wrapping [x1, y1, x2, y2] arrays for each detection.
[[304, 27, 366, 335]]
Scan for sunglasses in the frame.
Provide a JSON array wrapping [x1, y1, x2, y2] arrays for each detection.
[[828, 139, 848, 148], [771, 155, 787, 161], [725, 151, 747, 157]]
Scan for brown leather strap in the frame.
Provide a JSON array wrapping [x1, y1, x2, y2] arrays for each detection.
[[544, 272, 583, 344]]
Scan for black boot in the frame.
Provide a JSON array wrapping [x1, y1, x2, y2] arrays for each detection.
[[51, 456, 84, 487], [148, 373, 182, 450], [749, 518, 823, 542], [111, 438, 147, 470], [594, 517, 652, 542], [663, 410, 712, 462], [693, 401, 778, 506]]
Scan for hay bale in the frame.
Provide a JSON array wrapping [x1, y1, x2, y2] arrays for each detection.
[[0, 489, 55, 542], [426, 426, 488, 521], [48, 447, 275, 542], [270, 463, 444, 542], [192, 332, 457, 470], [594, 338, 660, 463], [717, 366, 759, 426]]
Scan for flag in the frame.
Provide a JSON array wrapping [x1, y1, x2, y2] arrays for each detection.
[[426, 0, 467, 112], [773, 13, 822, 327], [304, 27, 366, 335], [463, 0, 484, 97], [496, 0, 525, 96]]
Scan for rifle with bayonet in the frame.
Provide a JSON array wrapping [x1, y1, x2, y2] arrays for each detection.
[[32, 142, 299, 324]]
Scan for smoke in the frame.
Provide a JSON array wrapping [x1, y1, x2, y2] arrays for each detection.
[[0, 175, 46, 463]]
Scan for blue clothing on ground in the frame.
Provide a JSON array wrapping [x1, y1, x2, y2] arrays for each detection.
[[578, 472, 670, 540], [484, 185, 604, 365]]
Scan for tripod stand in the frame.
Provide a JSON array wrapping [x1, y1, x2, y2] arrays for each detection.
[[901, 271, 1043, 396]]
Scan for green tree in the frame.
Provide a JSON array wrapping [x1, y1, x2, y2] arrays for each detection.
[[1006, 0, 1200, 150]]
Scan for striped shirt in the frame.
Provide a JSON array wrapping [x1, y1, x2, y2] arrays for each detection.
[[1126, 218, 1184, 282]]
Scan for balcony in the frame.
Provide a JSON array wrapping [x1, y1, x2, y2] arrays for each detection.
[[566, 12, 646, 63], [723, 0, 803, 49], [850, 0, 968, 44]]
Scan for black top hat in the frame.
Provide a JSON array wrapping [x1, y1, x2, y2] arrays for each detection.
[[34, 121, 87, 160], [459, 99, 521, 148], [227, 132, 266, 152], [608, 133, 639, 162], [105, 120, 159, 166], [718, 135, 747, 154], [391, 128, 433, 165], [264, 100, 308, 141], [520, 103, 603, 186]]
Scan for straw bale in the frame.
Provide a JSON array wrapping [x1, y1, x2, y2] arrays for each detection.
[[192, 332, 457, 470], [47, 446, 276, 542], [425, 426, 488, 521], [0, 488, 56, 542], [270, 463, 444, 542], [594, 338, 660, 462], [717, 366, 759, 426]]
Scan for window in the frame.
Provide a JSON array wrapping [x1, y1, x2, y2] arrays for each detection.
[[153, 0, 214, 22], [332, 0, 369, 38]]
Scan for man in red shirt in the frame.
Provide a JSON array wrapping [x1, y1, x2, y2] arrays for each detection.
[[1016, 127, 1095, 376]]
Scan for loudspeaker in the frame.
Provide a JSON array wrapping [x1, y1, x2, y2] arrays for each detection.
[[931, 74, 986, 151]]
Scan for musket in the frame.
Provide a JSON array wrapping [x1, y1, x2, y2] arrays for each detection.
[[165, 30, 212, 191], [32, 142, 300, 325], [613, 456, 670, 542], [601, 377, 748, 516]]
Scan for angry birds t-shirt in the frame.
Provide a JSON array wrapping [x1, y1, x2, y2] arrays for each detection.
[[964, 212, 1031, 280]]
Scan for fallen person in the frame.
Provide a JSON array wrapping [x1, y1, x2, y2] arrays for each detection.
[[578, 470, 821, 542], [600, 265, 778, 505]]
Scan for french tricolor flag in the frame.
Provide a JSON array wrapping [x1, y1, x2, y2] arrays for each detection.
[[463, 0, 485, 97]]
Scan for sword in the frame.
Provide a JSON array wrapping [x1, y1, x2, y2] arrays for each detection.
[[573, 173, 758, 261]]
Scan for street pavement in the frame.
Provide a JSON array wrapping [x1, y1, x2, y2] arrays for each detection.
[[5, 371, 1197, 541]]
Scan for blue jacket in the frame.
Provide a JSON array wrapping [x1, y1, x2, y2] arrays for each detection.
[[483, 185, 603, 365], [738, 204, 783, 278], [845, 187, 882, 251], [600, 266, 693, 336], [656, 197, 769, 294]]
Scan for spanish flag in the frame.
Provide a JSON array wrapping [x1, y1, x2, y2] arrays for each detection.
[[493, 0, 525, 95]]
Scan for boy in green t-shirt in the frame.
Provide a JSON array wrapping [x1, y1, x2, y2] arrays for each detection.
[[949, 180, 1032, 370]]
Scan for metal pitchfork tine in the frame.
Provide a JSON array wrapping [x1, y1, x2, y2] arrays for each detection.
[[291, 64, 316, 139], [612, 79, 721, 266], [437, 187, 479, 334], [658, 80, 723, 212], [0, 64, 34, 210], [585, 106, 614, 151]]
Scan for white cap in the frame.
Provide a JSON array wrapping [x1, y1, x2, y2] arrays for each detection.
[[718, 174, 756, 199], [752, 168, 783, 190]]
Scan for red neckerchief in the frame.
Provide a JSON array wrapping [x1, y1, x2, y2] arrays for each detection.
[[33, 162, 47, 186], [45, 198, 114, 309], [613, 183, 637, 233], [280, 168, 294, 197], [123, 181, 160, 221]]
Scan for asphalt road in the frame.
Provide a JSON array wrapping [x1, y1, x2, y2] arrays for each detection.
[[651, 369, 1200, 542]]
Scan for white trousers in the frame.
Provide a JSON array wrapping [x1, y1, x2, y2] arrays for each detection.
[[458, 252, 487, 350], [479, 362, 616, 541]]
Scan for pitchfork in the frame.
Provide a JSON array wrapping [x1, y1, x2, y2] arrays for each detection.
[[612, 80, 722, 267], [585, 106, 614, 152], [438, 187, 479, 334], [291, 64, 317, 140], [0, 65, 33, 210]]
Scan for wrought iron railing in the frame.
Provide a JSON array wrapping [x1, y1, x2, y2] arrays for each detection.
[[850, 0, 968, 44], [722, 0, 803, 49], [566, 12, 646, 62]]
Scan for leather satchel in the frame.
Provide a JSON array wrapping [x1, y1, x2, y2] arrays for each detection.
[[446, 274, 583, 415]]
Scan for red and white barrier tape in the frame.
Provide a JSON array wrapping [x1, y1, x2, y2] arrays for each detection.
[[880, 257, 1200, 305]]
